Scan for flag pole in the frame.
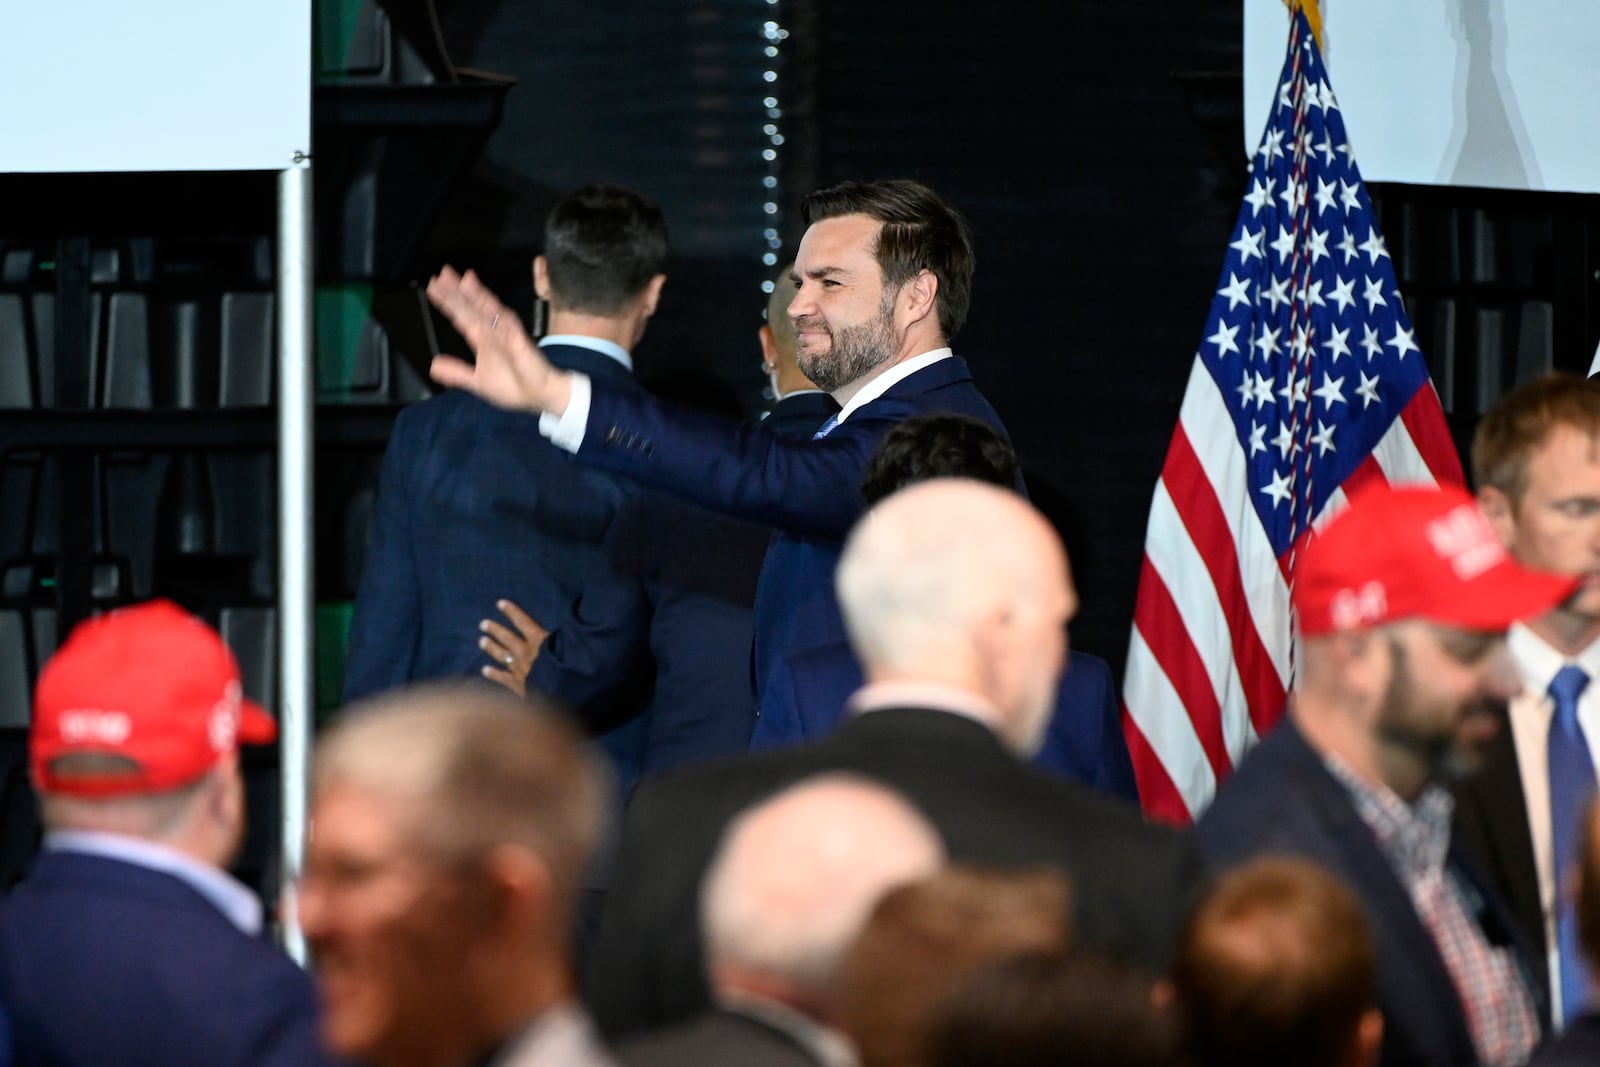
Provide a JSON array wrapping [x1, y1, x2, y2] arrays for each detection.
[[1284, 0, 1324, 50]]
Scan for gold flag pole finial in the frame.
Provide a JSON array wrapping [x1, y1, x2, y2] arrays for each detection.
[[1282, 0, 1324, 50]]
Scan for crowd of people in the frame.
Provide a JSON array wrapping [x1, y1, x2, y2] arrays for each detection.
[[3, 178, 1600, 1067]]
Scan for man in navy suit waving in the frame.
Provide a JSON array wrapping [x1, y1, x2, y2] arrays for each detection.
[[426, 180, 1010, 702]]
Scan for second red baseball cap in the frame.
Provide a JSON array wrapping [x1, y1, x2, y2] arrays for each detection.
[[1293, 483, 1578, 638]]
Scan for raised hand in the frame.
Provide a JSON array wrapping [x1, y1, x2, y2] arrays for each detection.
[[426, 266, 573, 415]]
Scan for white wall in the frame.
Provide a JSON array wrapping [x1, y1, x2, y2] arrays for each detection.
[[1, 1, 309, 173], [1245, 0, 1600, 193]]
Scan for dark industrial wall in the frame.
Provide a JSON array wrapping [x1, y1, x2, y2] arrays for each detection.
[[425, 1, 1248, 674]]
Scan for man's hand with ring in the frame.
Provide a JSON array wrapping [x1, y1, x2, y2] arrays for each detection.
[[478, 598, 550, 697]]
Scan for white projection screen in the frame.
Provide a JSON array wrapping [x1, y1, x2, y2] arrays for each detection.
[[0, 1, 309, 173], [1244, 0, 1600, 194]]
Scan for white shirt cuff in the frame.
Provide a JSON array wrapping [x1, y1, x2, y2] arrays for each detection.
[[538, 371, 590, 453]]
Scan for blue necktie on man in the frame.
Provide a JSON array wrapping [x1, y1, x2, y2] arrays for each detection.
[[1549, 663, 1595, 1023]]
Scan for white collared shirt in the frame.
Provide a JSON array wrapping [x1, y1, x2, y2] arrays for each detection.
[[494, 1002, 617, 1067], [534, 336, 631, 451], [538, 347, 955, 452], [833, 347, 953, 425], [46, 829, 263, 935], [718, 991, 858, 1067], [1505, 622, 1600, 1023], [537, 334, 632, 372]]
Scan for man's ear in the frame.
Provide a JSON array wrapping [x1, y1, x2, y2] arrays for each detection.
[[1478, 486, 1516, 549], [1343, 1007, 1384, 1067], [483, 843, 556, 942], [758, 324, 779, 373], [898, 269, 939, 331], [532, 256, 552, 302], [640, 274, 667, 318]]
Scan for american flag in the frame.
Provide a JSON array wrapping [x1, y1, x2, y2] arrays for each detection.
[[1121, 7, 1464, 824]]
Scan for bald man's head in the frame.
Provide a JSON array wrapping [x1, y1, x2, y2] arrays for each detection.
[[700, 774, 944, 1014], [836, 479, 1076, 754], [761, 263, 820, 399]]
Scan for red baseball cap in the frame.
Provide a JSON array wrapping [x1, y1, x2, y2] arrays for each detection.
[[31, 600, 278, 798], [1293, 484, 1578, 638]]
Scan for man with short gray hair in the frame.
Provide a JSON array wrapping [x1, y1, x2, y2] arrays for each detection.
[[620, 775, 942, 1067], [298, 683, 613, 1067]]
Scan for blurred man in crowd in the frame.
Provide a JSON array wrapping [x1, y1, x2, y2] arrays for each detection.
[[299, 684, 613, 1067]]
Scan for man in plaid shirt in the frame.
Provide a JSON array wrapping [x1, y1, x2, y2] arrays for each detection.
[[1197, 484, 1572, 1067]]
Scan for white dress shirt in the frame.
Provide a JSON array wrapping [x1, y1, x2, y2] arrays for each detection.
[[1505, 622, 1600, 1022], [530, 335, 632, 451]]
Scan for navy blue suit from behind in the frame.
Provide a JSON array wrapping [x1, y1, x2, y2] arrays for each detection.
[[0, 850, 333, 1066], [574, 356, 1007, 699], [1196, 718, 1547, 1067], [751, 643, 1140, 803], [344, 343, 639, 706]]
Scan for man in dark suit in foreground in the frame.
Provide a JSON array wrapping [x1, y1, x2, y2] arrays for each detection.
[[584, 479, 1205, 1039], [426, 179, 1011, 703], [619, 775, 942, 1067], [299, 686, 616, 1067], [0, 600, 335, 1066], [1197, 484, 1571, 1067]]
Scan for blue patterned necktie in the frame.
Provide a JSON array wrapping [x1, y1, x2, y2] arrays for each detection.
[[811, 413, 840, 440], [1549, 663, 1595, 1023]]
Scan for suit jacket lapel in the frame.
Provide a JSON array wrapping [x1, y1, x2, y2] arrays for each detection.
[[1453, 713, 1544, 957]]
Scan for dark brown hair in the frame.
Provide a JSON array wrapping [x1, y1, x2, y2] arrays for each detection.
[[543, 185, 668, 315], [801, 179, 975, 341], [932, 951, 1184, 1067], [837, 866, 1071, 1067], [1172, 856, 1375, 1067]]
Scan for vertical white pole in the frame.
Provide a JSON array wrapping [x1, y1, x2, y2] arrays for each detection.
[[276, 160, 314, 965]]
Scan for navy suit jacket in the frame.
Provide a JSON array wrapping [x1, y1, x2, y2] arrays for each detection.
[[574, 356, 1007, 700], [343, 345, 647, 781], [1452, 706, 1548, 1002], [0, 850, 335, 1066], [529, 391, 838, 782], [751, 643, 1139, 803], [1196, 719, 1547, 1067]]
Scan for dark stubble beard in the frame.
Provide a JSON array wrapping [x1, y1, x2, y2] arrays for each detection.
[[1374, 637, 1501, 785], [796, 291, 900, 394]]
